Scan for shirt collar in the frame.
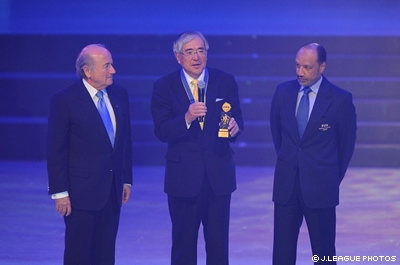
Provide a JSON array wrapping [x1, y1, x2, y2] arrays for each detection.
[[82, 78, 108, 98], [182, 69, 205, 84], [300, 76, 323, 94]]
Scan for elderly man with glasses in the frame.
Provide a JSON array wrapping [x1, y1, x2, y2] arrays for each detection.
[[151, 31, 244, 265]]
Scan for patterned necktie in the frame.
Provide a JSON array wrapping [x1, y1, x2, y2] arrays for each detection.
[[96, 90, 115, 146], [191, 79, 204, 129], [191, 79, 198, 102], [297, 87, 311, 138]]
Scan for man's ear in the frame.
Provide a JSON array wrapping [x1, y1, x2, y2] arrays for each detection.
[[83, 65, 91, 79], [175, 53, 181, 65], [319, 62, 326, 74]]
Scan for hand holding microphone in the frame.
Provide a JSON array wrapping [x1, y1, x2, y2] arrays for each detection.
[[185, 80, 207, 124], [197, 80, 206, 122]]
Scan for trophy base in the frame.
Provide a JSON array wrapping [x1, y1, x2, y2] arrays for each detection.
[[218, 129, 229, 138]]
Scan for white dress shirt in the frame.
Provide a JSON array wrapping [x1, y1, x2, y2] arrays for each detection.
[[51, 80, 118, 199], [183, 69, 205, 128], [295, 76, 323, 119]]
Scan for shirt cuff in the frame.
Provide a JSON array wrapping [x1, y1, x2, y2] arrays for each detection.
[[51, 191, 69, 199]]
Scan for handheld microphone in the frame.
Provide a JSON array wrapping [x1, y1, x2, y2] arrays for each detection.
[[197, 80, 205, 103], [197, 80, 206, 122]]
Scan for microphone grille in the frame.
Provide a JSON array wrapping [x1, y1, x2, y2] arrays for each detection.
[[197, 80, 206, 89]]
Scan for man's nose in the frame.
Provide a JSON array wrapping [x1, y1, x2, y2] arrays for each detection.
[[296, 67, 303, 76]]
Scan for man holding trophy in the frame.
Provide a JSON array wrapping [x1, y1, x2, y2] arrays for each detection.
[[151, 31, 244, 265]]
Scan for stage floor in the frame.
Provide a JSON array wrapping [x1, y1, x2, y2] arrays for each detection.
[[0, 161, 399, 264]]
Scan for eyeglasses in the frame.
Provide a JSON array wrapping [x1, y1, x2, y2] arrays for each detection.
[[180, 48, 207, 57]]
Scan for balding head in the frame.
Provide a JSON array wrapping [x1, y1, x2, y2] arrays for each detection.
[[298, 42, 327, 65], [75, 44, 115, 90], [75, 44, 109, 78]]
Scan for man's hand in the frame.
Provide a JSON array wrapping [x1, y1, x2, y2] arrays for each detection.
[[185, 102, 207, 123], [122, 185, 131, 205], [55, 197, 71, 217], [228, 117, 240, 137]]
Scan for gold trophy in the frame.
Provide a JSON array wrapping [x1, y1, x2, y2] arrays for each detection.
[[218, 102, 231, 138]]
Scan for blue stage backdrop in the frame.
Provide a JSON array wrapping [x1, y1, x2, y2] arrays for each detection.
[[0, 0, 400, 167], [1, 0, 400, 36]]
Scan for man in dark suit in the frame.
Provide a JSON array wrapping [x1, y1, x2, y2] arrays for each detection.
[[270, 43, 357, 264], [151, 31, 244, 265], [47, 44, 132, 265]]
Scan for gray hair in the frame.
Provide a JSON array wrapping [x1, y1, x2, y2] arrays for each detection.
[[75, 44, 106, 78], [173, 31, 209, 54]]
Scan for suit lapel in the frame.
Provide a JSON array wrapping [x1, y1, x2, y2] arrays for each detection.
[[172, 70, 203, 130], [203, 69, 219, 132], [284, 82, 301, 141], [205, 70, 218, 112], [302, 77, 333, 139], [76, 81, 113, 148], [172, 71, 192, 109], [108, 86, 122, 148]]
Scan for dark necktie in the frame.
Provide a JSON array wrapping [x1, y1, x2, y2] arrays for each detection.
[[297, 87, 311, 138], [96, 90, 115, 146]]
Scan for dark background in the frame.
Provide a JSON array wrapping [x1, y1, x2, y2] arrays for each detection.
[[1, 0, 400, 167]]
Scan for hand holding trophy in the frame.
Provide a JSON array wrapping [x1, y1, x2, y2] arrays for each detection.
[[218, 102, 231, 138]]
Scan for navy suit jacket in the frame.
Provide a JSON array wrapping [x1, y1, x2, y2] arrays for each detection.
[[151, 68, 244, 197], [270, 77, 357, 208], [47, 80, 132, 211]]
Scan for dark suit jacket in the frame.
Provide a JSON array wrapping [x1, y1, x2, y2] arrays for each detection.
[[151, 68, 244, 197], [270, 77, 357, 208], [47, 80, 132, 211]]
